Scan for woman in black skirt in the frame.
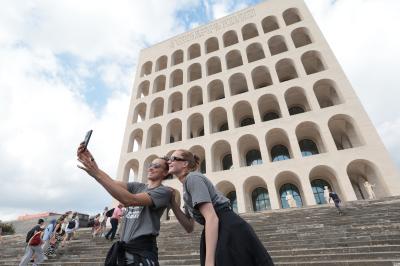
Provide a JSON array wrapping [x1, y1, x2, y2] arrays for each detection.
[[168, 149, 274, 266]]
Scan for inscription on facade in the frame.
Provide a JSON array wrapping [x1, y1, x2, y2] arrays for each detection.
[[169, 8, 256, 49]]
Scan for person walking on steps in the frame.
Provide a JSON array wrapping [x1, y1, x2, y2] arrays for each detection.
[[329, 191, 343, 215], [105, 203, 124, 241]]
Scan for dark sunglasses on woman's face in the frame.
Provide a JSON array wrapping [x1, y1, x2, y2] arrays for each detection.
[[148, 163, 162, 169], [169, 156, 186, 162]]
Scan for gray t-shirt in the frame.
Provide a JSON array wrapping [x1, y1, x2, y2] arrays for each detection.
[[120, 182, 171, 242], [183, 172, 230, 225]]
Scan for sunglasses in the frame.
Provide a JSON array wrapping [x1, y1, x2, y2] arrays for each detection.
[[148, 163, 163, 169], [169, 156, 187, 162]]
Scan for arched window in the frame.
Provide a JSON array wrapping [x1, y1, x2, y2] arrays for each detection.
[[140, 61, 152, 77], [137, 80, 149, 99], [263, 112, 279, 121], [240, 117, 255, 127], [227, 191, 238, 213], [313, 79, 342, 108], [268, 35, 288, 56], [205, 37, 219, 54], [188, 63, 202, 82], [242, 23, 259, 41], [246, 150, 262, 166], [188, 43, 201, 60], [283, 8, 301, 26], [153, 75, 166, 93], [252, 187, 270, 211], [155, 56, 167, 71], [262, 16, 279, 34], [208, 79, 225, 102], [223, 30, 239, 47], [311, 179, 331, 204], [229, 73, 248, 96], [299, 139, 319, 157], [226, 50, 243, 69], [291, 27, 312, 48], [271, 145, 290, 162], [171, 50, 183, 66], [289, 106, 305, 115], [206, 57, 222, 76], [329, 115, 363, 150], [246, 43, 265, 63], [222, 154, 233, 170], [280, 183, 303, 208], [276, 59, 298, 82], [252, 66, 272, 89], [170, 69, 183, 88], [301, 51, 325, 75], [188, 86, 203, 108]]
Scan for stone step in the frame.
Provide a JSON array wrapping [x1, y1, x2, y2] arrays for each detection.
[[2, 197, 400, 265]]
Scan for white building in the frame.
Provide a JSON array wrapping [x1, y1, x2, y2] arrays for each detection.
[[116, 0, 400, 213]]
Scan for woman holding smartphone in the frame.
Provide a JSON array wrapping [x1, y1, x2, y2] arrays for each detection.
[[77, 144, 171, 265], [168, 149, 274, 266]]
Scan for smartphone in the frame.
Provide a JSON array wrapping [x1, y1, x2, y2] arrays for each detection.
[[82, 130, 93, 150]]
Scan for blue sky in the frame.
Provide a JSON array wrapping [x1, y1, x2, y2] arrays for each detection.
[[0, 0, 399, 221]]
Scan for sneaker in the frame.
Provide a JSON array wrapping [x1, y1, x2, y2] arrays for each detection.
[[43, 256, 48, 261]]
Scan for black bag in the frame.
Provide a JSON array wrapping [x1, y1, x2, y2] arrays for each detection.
[[105, 208, 115, 218], [67, 220, 76, 229], [25, 225, 39, 243]]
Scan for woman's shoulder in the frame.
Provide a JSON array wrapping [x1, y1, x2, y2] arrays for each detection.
[[186, 172, 213, 188], [186, 172, 208, 183], [187, 171, 207, 179]]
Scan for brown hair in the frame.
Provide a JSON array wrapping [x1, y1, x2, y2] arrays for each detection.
[[176, 149, 200, 172]]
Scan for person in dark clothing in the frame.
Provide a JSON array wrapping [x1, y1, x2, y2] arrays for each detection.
[[168, 149, 274, 266], [25, 219, 44, 244], [329, 191, 343, 215], [77, 144, 171, 265]]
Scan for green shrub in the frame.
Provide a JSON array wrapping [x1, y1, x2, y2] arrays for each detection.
[[0, 222, 15, 235]]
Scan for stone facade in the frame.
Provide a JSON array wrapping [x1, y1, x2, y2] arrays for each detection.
[[116, 0, 400, 213]]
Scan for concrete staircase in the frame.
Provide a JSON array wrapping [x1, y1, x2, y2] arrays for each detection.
[[1, 197, 400, 265]]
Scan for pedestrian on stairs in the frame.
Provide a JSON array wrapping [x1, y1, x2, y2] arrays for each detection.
[[168, 149, 274, 266], [44, 214, 67, 258], [19, 220, 45, 266], [91, 213, 102, 238], [99, 207, 109, 237], [77, 144, 172, 265], [329, 191, 343, 215], [41, 219, 56, 256], [105, 203, 124, 241], [61, 212, 79, 247]]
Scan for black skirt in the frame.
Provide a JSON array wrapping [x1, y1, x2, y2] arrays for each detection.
[[200, 208, 274, 266]]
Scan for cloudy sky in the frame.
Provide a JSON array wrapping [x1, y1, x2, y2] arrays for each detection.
[[1, 0, 399, 221]]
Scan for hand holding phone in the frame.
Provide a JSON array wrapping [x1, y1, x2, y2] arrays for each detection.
[[82, 130, 93, 151]]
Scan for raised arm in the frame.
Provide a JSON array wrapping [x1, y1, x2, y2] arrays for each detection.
[[170, 189, 194, 233], [77, 145, 153, 207]]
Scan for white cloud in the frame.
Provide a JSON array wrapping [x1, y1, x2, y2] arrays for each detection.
[[0, 0, 198, 221]]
